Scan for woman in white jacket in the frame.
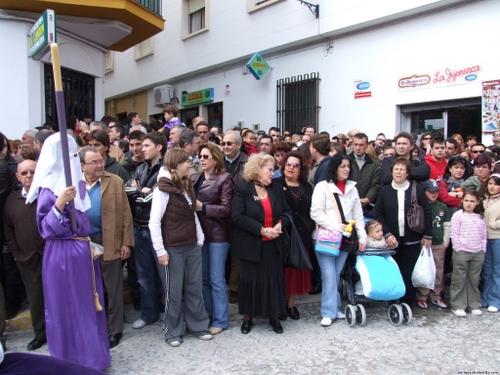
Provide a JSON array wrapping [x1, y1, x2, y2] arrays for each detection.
[[310, 153, 367, 327]]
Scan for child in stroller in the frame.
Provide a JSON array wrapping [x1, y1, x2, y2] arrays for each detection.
[[342, 220, 411, 326]]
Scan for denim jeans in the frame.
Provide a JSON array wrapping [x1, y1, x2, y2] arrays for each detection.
[[202, 242, 229, 329], [317, 251, 348, 319], [134, 227, 163, 323], [482, 239, 500, 309]]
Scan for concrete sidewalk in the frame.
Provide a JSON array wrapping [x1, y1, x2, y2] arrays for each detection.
[[3, 293, 500, 375]]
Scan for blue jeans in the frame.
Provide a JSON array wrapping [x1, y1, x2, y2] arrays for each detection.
[[134, 227, 163, 323], [317, 251, 348, 319], [482, 239, 500, 308], [202, 242, 229, 329]]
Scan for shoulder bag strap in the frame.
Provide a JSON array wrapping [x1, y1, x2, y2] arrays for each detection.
[[325, 183, 343, 225], [411, 181, 417, 202], [332, 192, 348, 225]]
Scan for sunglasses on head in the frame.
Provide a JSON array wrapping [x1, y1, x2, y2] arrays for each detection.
[[220, 141, 234, 146], [285, 161, 300, 168], [199, 154, 213, 160]]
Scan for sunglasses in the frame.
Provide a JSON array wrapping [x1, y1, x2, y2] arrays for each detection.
[[285, 161, 300, 168], [199, 154, 213, 160], [472, 150, 485, 154], [220, 141, 234, 146], [19, 170, 35, 176], [423, 137, 432, 140]]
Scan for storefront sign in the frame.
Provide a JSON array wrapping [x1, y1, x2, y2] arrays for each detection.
[[29, 9, 57, 61], [181, 88, 214, 107], [482, 79, 500, 132], [398, 64, 482, 91], [246, 52, 270, 80], [354, 78, 372, 99]]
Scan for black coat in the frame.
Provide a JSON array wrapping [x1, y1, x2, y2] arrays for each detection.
[[274, 177, 315, 249], [231, 181, 291, 262]]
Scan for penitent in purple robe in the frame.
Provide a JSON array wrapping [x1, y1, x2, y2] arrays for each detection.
[[37, 188, 111, 371]]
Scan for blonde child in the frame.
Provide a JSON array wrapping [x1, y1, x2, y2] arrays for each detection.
[[365, 220, 389, 249], [449, 188, 487, 317]]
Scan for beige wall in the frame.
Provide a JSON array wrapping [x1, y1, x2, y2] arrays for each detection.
[[105, 91, 148, 122]]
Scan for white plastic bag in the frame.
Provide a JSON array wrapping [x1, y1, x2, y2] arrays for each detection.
[[411, 247, 436, 289]]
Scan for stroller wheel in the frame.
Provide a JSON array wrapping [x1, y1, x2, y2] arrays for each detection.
[[345, 305, 357, 327], [356, 304, 366, 326], [400, 303, 413, 324], [388, 304, 404, 326]]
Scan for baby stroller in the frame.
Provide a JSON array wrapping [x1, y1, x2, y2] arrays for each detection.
[[341, 248, 413, 327]]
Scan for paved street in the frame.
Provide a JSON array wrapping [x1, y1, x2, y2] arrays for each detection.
[[3, 292, 500, 375]]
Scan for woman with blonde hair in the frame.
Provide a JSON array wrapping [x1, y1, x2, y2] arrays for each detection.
[[149, 149, 211, 347], [231, 153, 291, 334], [190, 143, 234, 335]]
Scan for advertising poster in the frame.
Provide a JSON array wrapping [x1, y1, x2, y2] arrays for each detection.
[[354, 78, 372, 99], [482, 80, 500, 132]]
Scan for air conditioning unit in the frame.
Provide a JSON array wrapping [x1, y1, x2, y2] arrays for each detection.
[[153, 84, 174, 106]]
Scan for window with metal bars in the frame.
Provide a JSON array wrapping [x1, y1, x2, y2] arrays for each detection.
[[44, 64, 95, 124], [276, 72, 320, 135]]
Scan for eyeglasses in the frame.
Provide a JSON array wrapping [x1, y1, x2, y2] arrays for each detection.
[[285, 161, 300, 168], [472, 150, 485, 154], [199, 154, 213, 160], [19, 170, 35, 176], [494, 133, 500, 137], [220, 141, 234, 146], [376, 138, 385, 141], [84, 160, 105, 166], [423, 137, 432, 140]]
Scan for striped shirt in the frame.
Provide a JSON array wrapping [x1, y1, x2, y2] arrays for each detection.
[[449, 210, 487, 253]]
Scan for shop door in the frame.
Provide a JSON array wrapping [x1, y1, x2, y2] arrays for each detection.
[[207, 103, 223, 130], [180, 108, 199, 129], [403, 98, 481, 141]]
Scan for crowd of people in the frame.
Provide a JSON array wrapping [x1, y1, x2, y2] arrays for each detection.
[[0, 106, 499, 371]]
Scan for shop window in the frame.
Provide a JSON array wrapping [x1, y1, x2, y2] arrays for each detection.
[[182, 0, 209, 39], [207, 102, 223, 130], [180, 108, 200, 129], [134, 38, 154, 61], [104, 51, 114, 74], [276, 72, 320, 135], [247, 0, 284, 13]]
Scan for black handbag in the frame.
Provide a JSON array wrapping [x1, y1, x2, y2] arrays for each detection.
[[407, 182, 425, 234], [333, 194, 360, 254], [282, 213, 313, 271]]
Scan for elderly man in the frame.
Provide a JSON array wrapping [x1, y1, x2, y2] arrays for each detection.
[[180, 129, 201, 175], [222, 131, 249, 304], [4, 160, 46, 351], [80, 146, 134, 349], [22, 130, 37, 146], [169, 124, 187, 149]]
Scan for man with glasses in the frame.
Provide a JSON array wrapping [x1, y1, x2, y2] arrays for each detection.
[[222, 131, 249, 304], [493, 132, 500, 147], [4, 160, 47, 351], [471, 143, 486, 160], [375, 133, 387, 147], [80, 147, 134, 349]]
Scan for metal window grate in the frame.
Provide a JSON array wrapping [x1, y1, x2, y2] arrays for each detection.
[[44, 64, 95, 124], [276, 72, 320, 135]]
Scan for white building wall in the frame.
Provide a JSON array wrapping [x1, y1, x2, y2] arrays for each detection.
[[0, 19, 105, 139], [106, 0, 500, 139]]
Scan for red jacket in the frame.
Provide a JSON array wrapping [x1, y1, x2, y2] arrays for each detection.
[[437, 180, 461, 208], [425, 154, 447, 181]]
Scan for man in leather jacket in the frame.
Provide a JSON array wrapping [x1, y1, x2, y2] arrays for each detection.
[[125, 132, 167, 330]]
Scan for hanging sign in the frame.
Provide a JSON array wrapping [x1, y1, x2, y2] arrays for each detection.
[[398, 64, 482, 91], [29, 9, 57, 60], [482, 79, 500, 132], [246, 52, 270, 80], [181, 88, 214, 107]]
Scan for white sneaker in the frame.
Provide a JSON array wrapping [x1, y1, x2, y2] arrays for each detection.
[[487, 306, 499, 313], [453, 309, 467, 317], [198, 333, 213, 341], [167, 339, 181, 347], [337, 311, 345, 319], [132, 319, 147, 329], [320, 317, 333, 327], [471, 309, 483, 316]]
